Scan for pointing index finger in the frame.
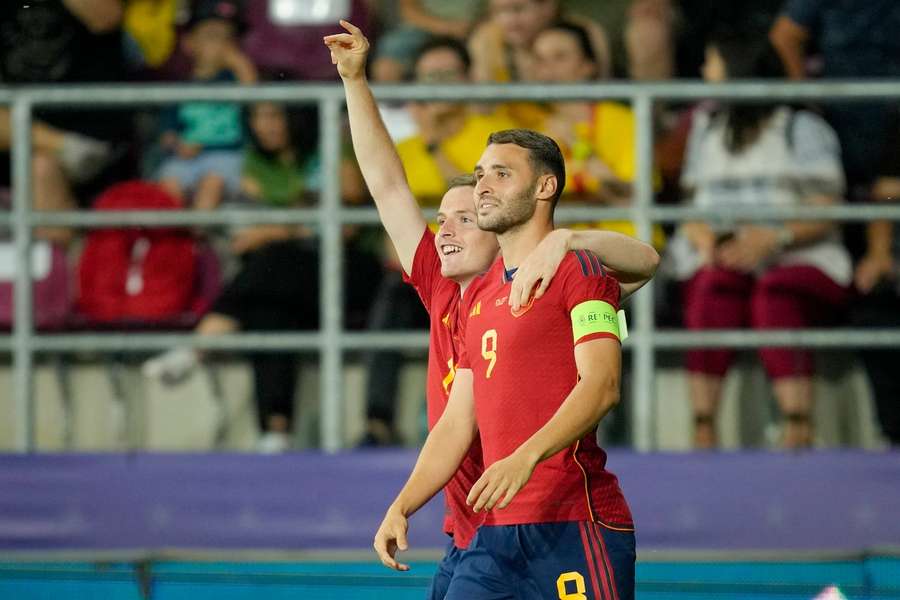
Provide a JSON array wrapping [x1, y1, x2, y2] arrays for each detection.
[[340, 19, 362, 36]]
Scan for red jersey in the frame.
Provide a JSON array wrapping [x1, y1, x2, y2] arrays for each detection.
[[402, 228, 484, 549], [458, 250, 634, 530]]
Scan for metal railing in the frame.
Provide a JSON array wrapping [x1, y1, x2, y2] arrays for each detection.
[[4, 81, 900, 453]]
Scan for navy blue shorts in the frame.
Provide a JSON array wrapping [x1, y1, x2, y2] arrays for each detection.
[[444, 521, 635, 600], [427, 538, 465, 600]]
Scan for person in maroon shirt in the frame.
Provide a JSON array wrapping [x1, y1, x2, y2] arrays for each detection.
[[327, 21, 656, 600]]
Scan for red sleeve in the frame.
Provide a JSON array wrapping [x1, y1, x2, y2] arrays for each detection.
[[401, 227, 441, 314], [455, 285, 476, 369], [559, 250, 621, 346]]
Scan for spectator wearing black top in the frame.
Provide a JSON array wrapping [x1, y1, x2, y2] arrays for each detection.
[[770, 0, 900, 190], [0, 0, 128, 243], [852, 108, 900, 447]]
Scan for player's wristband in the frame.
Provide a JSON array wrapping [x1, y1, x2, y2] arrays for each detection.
[[571, 300, 620, 343]]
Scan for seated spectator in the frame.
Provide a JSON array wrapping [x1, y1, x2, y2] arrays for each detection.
[[396, 37, 517, 204], [851, 109, 900, 447], [468, 0, 611, 83], [674, 0, 782, 79], [769, 0, 900, 190], [370, 0, 484, 82], [565, 0, 674, 79], [672, 31, 851, 449], [0, 0, 129, 244], [532, 21, 665, 247], [157, 0, 257, 210], [359, 37, 517, 446], [144, 101, 319, 453]]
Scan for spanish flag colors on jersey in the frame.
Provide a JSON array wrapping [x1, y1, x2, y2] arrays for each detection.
[[458, 251, 634, 530], [402, 229, 485, 549]]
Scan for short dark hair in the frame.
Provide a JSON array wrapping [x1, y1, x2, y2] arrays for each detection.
[[414, 36, 472, 73], [486, 129, 566, 206], [447, 173, 477, 190]]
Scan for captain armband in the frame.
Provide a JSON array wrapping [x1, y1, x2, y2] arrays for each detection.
[[571, 300, 627, 343]]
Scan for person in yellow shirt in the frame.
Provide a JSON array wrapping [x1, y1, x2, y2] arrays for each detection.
[[468, 0, 611, 83], [395, 37, 518, 205], [533, 20, 665, 247]]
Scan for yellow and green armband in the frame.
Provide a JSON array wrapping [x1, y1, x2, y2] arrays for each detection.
[[571, 300, 628, 343]]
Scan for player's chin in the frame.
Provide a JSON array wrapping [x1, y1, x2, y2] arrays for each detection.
[[440, 264, 461, 279], [439, 254, 463, 277]]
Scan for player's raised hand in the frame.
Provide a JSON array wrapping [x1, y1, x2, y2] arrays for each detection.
[[467, 450, 538, 513], [509, 229, 572, 311], [323, 20, 369, 81], [373, 508, 411, 571]]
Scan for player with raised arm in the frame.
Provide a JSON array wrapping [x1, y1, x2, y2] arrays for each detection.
[[325, 22, 654, 600]]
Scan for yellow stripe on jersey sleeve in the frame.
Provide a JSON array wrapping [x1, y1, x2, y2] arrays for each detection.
[[571, 300, 620, 343]]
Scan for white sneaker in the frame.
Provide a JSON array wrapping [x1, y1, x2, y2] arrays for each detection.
[[142, 348, 198, 384], [256, 432, 291, 454]]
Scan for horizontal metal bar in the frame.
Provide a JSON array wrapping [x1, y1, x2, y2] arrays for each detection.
[[19, 209, 323, 228], [2, 204, 899, 229], [0, 332, 431, 353], [0, 329, 897, 353], [650, 329, 900, 349], [378, 80, 900, 102], [4, 80, 900, 106], [8, 83, 342, 106], [647, 204, 900, 223]]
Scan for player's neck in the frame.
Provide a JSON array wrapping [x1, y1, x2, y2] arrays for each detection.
[[456, 275, 476, 295], [497, 218, 553, 270]]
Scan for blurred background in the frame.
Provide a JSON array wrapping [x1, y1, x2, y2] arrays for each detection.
[[0, 0, 898, 598]]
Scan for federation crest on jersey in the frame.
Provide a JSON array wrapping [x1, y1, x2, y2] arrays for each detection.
[[510, 295, 535, 318]]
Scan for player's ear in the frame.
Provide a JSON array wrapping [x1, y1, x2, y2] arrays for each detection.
[[535, 173, 557, 203]]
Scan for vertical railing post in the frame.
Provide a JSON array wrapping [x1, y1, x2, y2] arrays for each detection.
[[632, 94, 656, 451], [319, 97, 345, 452], [11, 97, 35, 453]]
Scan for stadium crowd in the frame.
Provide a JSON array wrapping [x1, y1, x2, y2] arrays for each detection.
[[1, 0, 898, 451]]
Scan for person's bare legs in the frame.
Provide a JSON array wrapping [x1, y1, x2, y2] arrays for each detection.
[[193, 173, 225, 210], [773, 376, 814, 449], [267, 414, 289, 433], [2, 108, 83, 246], [0, 107, 66, 153], [194, 311, 239, 356], [196, 312, 238, 336], [31, 149, 76, 245], [159, 177, 184, 200], [2, 108, 110, 184], [689, 373, 723, 449]]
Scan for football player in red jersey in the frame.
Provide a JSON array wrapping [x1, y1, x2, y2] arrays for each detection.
[[326, 22, 655, 600]]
